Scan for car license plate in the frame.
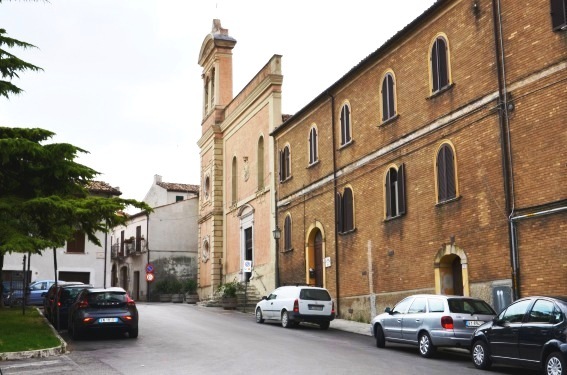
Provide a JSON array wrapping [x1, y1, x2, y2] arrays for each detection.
[[309, 305, 323, 311], [98, 318, 119, 323], [466, 320, 484, 327]]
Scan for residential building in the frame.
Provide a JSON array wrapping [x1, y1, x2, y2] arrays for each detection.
[[110, 175, 199, 301], [197, 20, 283, 298], [2, 181, 121, 288], [271, 0, 567, 321]]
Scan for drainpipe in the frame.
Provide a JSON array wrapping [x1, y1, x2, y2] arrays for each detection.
[[326, 90, 340, 317], [492, 0, 518, 299], [146, 212, 151, 302]]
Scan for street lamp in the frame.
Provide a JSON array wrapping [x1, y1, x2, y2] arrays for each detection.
[[272, 226, 281, 287]]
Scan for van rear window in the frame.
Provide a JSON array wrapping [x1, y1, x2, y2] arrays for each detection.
[[300, 289, 331, 301]]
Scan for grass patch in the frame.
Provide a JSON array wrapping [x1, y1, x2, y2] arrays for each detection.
[[0, 307, 60, 353]]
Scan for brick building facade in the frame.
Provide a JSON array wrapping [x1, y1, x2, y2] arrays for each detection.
[[272, 0, 567, 321]]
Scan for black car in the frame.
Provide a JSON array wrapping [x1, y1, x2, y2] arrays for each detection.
[[67, 287, 138, 339], [471, 296, 567, 375], [43, 281, 85, 323], [52, 283, 92, 329]]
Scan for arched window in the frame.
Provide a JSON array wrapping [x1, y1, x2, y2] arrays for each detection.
[[231, 156, 238, 205], [385, 164, 406, 219], [436, 143, 457, 202], [204, 77, 209, 113], [431, 35, 451, 93], [381, 72, 396, 122], [257, 136, 264, 190], [284, 214, 292, 251], [279, 145, 291, 182], [340, 103, 352, 146], [203, 175, 210, 200], [336, 187, 354, 233], [308, 126, 318, 165]]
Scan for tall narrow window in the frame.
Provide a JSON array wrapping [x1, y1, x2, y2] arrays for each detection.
[[342, 187, 354, 232], [385, 164, 406, 219], [308, 126, 318, 164], [340, 104, 352, 146], [336, 188, 355, 233], [436, 143, 457, 202], [232, 156, 238, 205], [279, 145, 291, 182], [284, 214, 292, 251], [135, 226, 142, 252], [67, 231, 85, 253], [204, 77, 209, 113], [210, 68, 215, 107], [431, 36, 450, 93], [257, 136, 264, 190], [381, 72, 396, 122]]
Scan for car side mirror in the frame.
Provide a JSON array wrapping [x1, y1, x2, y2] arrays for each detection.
[[385, 307, 392, 314], [262, 296, 267, 300]]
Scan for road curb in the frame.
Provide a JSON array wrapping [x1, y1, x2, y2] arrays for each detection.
[[0, 307, 67, 361]]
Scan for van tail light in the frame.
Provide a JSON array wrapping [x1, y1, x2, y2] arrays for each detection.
[[127, 294, 136, 306], [332, 301, 335, 315], [293, 299, 299, 313], [78, 298, 89, 309], [441, 316, 454, 329]]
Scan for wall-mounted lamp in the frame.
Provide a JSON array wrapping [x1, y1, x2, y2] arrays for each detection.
[[272, 226, 281, 240]]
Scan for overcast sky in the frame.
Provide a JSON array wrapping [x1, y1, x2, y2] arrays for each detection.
[[1, 0, 436, 203]]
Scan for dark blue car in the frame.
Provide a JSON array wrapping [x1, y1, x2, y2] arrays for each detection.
[[471, 296, 567, 375]]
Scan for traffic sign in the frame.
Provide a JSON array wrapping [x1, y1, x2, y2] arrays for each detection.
[[146, 273, 155, 282], [145, 263, 154, 273], [243, 260, 252, 272]]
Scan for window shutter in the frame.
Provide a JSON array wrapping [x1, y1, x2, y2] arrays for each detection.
[[336, 192, 343, 233], [284, 216, 291, 250], [398, 163, 406, 215], [438, 38, 449, 89], [313, 128, 318, 162], [431, 40, 440, 92], [388, 75, 395, 118], [437, 147, 447, 201], [385, 169, 392, 218], [279, 150, 283, 181], [343, 188, 354, 231], [445, 146, 456, 199], [381, 77, 389, 121], [551, 0, 567, 31]]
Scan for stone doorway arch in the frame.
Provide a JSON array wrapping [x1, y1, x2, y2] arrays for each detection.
[[434, 243, 469, 296], [305, 221, 326, 287]]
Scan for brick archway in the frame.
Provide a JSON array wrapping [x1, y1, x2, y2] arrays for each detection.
[[434, 243, 469, 296]]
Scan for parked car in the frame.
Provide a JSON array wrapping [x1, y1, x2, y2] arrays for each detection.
[[43, 281, 85, 322], [11, 280, 56, 306], [471, 296, 567, 375], [2, 281, 14, 306], [46, 283, 91, 328], [67, 287, 139, 339], [370, 294, 496, 358], [255, 285, 335, 330]]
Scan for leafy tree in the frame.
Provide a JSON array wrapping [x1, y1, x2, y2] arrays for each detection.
[[0, 28, 43, 99]]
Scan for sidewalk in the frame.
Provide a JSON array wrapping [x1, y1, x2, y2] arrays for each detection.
[[330, 318, 372, 336]]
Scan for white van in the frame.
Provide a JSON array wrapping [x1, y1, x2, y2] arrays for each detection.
[[255, 285, 335, 330]]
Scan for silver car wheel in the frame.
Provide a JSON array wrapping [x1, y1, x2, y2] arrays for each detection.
[[547, 354, 563, 375], [472, 343, 485, 366]]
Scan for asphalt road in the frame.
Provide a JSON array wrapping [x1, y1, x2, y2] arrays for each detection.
[[0, 303, 541, 375]]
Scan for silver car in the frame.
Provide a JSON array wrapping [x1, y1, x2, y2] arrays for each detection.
[[370, 294, 496, 358]]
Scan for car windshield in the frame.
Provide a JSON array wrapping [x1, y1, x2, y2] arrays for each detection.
[[300, 289, 331, 301], [448, 298, 495, 314], [87, 292, 127, 304]]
